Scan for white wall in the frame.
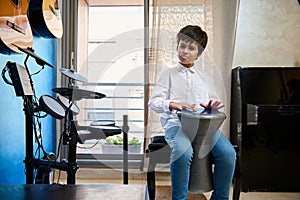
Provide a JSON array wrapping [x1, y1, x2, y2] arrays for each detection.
[[233, 0, 300, 67]]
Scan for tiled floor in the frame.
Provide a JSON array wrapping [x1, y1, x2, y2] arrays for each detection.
[[154, 186, 300, 200], [236, 192, 300, 200], [205, 190, 300, 200], [57, 168, 300, 200]]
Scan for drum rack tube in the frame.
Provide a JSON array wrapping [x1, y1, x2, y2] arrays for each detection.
[[25, 158, 76, 173], [24, 95, 34, 184], [122, 115, 129, 184]]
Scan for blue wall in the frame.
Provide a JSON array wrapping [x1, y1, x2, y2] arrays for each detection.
[[0, 37, 57, 183]]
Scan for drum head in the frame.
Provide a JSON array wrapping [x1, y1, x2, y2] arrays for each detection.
[[57, 95, 80, 115], [39, 95, 65, 119], [90, 120, 115, 126]]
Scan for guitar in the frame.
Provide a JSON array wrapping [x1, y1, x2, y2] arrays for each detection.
[[28, 0, 63, 38], [0, 0, 33, 54]]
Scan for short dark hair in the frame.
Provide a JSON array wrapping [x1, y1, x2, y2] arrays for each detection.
[[177, 25, 208, 55]]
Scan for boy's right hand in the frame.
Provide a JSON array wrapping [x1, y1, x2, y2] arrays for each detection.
[[169, 102, 197, 112]]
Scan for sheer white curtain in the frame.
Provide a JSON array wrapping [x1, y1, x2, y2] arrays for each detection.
[[145, 0, 240, 143]]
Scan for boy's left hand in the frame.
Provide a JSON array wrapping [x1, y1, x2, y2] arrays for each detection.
[[200, 100, 224, 111]]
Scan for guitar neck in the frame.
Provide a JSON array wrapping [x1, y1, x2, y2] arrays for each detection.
[[54, 0, 59, 10]]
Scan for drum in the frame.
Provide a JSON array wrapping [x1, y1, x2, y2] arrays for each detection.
[[178, 109, 226, 194], [90, 120, 119, 137], [90, 120, 115, 126], [39, 95, 66, 119], [57, 95, 80, 115], [77, 125, 122, 142], [94, 125, 122, 137]]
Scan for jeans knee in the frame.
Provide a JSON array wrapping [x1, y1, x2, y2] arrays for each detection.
[[172, 145, 193, 164], [216, 145, 236, 168], [225, 146, 236, 167]]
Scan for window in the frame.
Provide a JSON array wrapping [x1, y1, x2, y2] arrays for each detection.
[[76, 6, 145, 168]]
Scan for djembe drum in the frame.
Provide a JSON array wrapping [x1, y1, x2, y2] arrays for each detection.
[[178, 109, 226, 194]]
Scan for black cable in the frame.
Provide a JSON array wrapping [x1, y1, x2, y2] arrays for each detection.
[[55, 131, 64, 161], [24, 97, 47, 155], [77, 139, 101, 149], [1, 64, 13, 86], [30, 66, 45, 77]]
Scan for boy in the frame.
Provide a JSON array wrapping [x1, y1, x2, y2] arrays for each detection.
[[148, 25, 236, 200]]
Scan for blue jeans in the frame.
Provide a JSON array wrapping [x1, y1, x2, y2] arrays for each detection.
[[165, 126, 236, 200]]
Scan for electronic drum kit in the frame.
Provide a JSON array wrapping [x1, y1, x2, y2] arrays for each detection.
[[11, 43, 107, 123], [37, 66, 121, 143], [11, 43, 122, 145], [3, 45, 123, 184], [9, 44, 122, 140]]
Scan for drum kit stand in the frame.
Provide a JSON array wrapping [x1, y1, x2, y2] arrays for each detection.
[[2, 45, 128, 185]]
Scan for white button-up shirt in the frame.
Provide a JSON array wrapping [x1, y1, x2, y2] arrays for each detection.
[[148, 63, 220, 131]]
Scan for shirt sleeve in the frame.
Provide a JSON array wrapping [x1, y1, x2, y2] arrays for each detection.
[[148, 69, 174, 114]]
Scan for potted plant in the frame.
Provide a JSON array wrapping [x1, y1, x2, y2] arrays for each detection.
[[102, 135, 141, 154]]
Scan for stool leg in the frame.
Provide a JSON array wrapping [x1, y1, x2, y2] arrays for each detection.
[[147, 161, 156, 200], [232, 145, 241, 200], [232, 176, 241, 200]]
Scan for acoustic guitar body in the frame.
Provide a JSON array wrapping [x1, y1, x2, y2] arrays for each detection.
[[0, 0, 33, 54], [28, 0, 63, 38]]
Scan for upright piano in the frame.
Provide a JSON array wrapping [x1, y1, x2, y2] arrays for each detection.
[[230, 67, 300, 199]]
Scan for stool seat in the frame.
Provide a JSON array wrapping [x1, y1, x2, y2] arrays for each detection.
[[151, 135, 167, 144], [147, 136, 168, 152]]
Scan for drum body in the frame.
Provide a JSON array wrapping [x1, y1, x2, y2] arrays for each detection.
[[94, 125, 122, 137], [39, 95, 65, 119], [179, 110, 226, 194]]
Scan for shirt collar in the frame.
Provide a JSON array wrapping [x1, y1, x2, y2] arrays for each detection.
[[177, 63, 195, 73]]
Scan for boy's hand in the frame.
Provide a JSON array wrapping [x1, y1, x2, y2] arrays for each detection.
[[169, 102, 197, 112], [200, 100, 224, 111]]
